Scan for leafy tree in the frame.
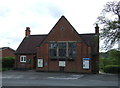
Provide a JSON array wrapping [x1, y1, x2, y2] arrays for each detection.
[[108, 49, 120, 65], [97, 1, 120, 50], [99, 49, 120, 72]]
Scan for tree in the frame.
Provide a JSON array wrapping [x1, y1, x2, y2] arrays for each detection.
[[108, 49, 120, 65], [99, 49, 120, 72], [97, 1, 120, 50]]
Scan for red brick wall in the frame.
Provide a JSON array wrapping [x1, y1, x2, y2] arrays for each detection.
[[36, 44, 49, 71], [15, 54, 36, 69], [36, 42, 93, 73], [44, 16, 82, 42], [36, 17, 96, 73], [91, 55, 99, 73], [2, 49, 15, 58], [76, 42, 91, 73]]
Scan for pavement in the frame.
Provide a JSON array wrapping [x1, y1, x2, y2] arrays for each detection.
[[1, 70, 119, 86]]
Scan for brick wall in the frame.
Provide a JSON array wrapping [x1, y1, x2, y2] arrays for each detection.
[[15, 54, 36, 69], [36, 42, 93, 73], [36, 17, 97, 73], [2, 48, 15, 58]]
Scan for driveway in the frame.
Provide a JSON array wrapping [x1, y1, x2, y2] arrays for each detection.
[[1, 70, 119, 86]]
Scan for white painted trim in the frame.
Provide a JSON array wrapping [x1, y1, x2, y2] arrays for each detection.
[[20, 55, 26, 63]]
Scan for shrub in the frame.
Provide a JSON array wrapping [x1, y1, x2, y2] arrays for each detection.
[[103, 65, 120, 73], [2, 57, 15, 68]]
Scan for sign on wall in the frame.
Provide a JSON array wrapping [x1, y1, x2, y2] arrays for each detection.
[[38, 59, 43, 67], [83, 58, 90, 69], [59, 61, 66, 67]]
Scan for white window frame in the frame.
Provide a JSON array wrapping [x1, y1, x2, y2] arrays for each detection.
[[20, 56, 26, 63]]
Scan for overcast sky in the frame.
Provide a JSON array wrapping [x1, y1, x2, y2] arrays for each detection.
[[0, 0, 117, 51]]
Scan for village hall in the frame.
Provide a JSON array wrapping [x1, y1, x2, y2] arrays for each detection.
[[15, 16, 99, 73]]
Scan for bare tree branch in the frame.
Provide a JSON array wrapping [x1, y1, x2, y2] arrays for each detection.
[[96, 1, 120, 50]]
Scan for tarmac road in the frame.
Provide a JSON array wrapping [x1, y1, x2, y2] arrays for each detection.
[[1, 70, 119, 86]]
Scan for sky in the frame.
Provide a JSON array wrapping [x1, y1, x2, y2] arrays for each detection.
[[0, 0, 118, 52]]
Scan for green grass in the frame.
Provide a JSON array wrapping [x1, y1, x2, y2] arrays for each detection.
[[2, 68, 13, 71]]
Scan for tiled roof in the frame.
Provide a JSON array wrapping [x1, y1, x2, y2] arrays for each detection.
[[80, 33, 99, 55], [79, 33, 96, 46], [15, 35, 46, 54], [15, 33, 96, 54], [0, 47, 15, 51]]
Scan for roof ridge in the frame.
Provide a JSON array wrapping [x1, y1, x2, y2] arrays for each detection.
[[30, 34, 47, 36], [0, 47, 15, 51], [79, 33, 95, 35]]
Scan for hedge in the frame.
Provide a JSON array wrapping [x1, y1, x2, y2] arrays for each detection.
[[2, 57, 15, 68], [103, 65, 120, 73]]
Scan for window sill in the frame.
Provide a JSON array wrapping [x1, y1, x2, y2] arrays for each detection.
[[67, 58, 75, 61], [20, 61, 26, 63]]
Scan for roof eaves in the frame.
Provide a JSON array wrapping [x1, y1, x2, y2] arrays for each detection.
[[15, 37, 27, 53]]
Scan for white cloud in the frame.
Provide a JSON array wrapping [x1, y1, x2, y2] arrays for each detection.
[[0, 0, 117, 51]]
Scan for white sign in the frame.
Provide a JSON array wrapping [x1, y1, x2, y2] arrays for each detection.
[[38, 59, 43, 67], [59, 61, 66, 67], [83, 60, 89, 69]]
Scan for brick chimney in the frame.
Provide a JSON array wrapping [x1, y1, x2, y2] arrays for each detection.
[[94, 24, 99, 73], [95, 24, 99, 34], [25, 27, 31, 37]]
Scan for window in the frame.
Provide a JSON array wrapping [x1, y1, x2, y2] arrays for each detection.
[[49, 42, 76, 59], [49, 43, 57, 57], [68, 42, 76, 59], [61, 26, 64, 30], [58, 43, 66, 57], [20, 56, 26, 62]]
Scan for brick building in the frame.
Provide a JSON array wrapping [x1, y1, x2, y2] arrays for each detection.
[[15, 16, 99, 73], [0, 47, 15, 58]]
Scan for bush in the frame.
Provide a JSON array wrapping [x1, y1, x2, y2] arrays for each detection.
[[103, 65, 120, 73], [2, 57, 15, 68], [2, 68, 10, 71]]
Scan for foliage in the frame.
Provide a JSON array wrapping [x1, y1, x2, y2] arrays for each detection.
[[103, 65, 120, 73], [108, 49, 120, 65], [99, 49, 120, 73], [2, 68, 14, 71], [99, 57, 112, 70], [2, 57, 15, 68], [97, 1, 120, 50]]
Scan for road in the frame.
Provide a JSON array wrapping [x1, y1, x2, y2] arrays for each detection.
[[1, 70, 119, 86]]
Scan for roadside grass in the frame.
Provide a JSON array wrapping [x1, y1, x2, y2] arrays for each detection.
[[0, 68, 14, 71]]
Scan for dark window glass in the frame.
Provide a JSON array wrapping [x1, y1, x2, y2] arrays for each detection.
[[58, 43, 66, 57], [68, 49, 76, 58], [68, 42, 76, 48], [58, 43, 66, 48], [49, 43, 57, 49], [59, 49, 66, 57], [49, 43, 57, 57], [49, 42, 76, 59], [21, 57, 23, 61], [68, 43, 76, 59], [49, 49, 57, 57]]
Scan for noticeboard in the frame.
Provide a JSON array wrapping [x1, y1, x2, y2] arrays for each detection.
[[59, 61, 66, 67], [38, 59, 43, 67], [83, 58, 90, 69]]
